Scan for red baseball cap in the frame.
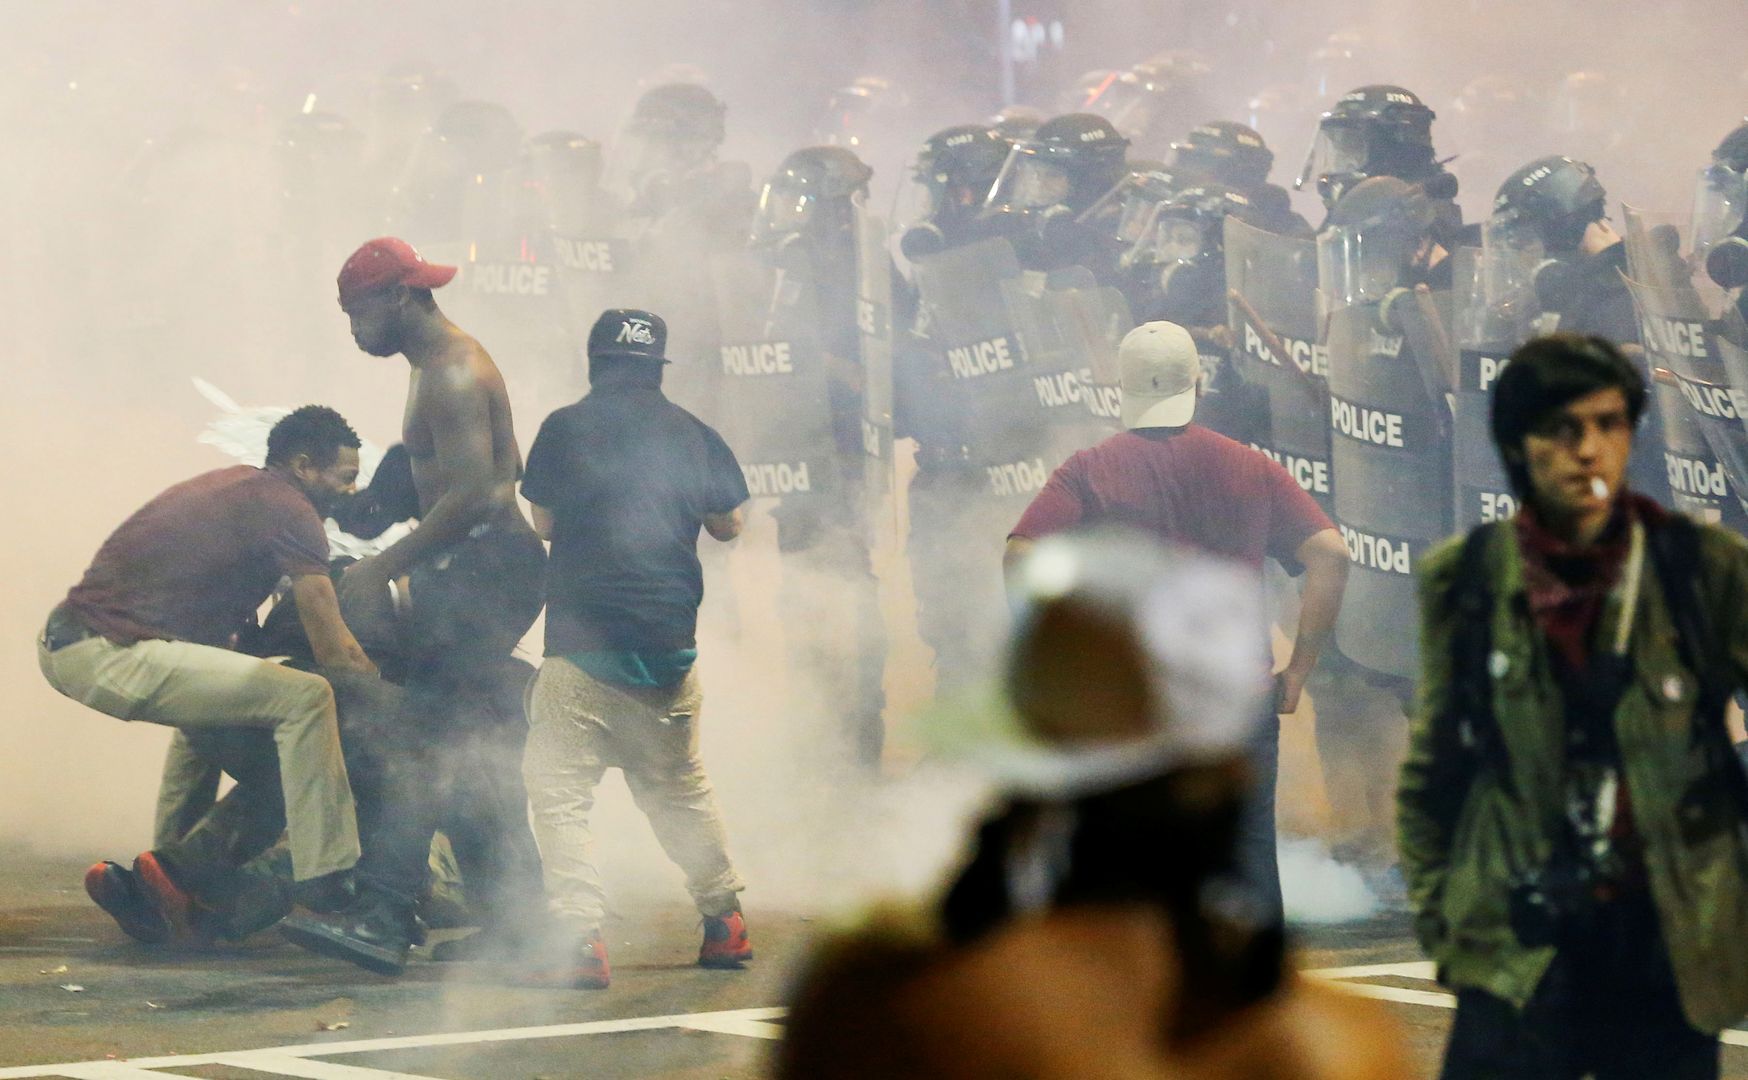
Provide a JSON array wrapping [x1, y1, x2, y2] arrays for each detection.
[[336, 237, 457, 303]]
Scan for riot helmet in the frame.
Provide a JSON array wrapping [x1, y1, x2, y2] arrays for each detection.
[[1168, 121, 1274, 191], [816, 75, 906, 154], [1085, 51, 1215, 158], [750, 145, 872, 248], [898, 124, 1014, 258], [990, 104, 1046, 142], [1491, 156, 1607, 255], [615, 82, 727, 198], [1297, 85, 1444, 210], [1076, 166, 1183, 264], [1694, 120, 1748, 272], [986, 112, 1130, 219], [1132, 183, 1255, 271]]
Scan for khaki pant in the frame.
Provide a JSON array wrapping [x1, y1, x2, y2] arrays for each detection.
[[38, 632, 359, 882], [523, 657, 743, 931]]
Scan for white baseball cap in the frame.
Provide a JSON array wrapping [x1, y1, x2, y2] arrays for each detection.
[[1119, 320, 1200, 429], [922, 529, 1268, 798]]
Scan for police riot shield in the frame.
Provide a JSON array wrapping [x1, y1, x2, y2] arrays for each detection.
[[855, 202, 896, 522], [1223, 216, 1332, 514], [1448, 229, 1542, 529], [1622, 204, 1720, 306], [910, 236, 1087, 518], [708, 251, 841, 510], [1623, 273, 1748, 527], [1024, 262, 1130, 443], [1317, 224, 1454, 681]]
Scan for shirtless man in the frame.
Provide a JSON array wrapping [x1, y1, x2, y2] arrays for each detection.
[[281, 238, 547, 975]]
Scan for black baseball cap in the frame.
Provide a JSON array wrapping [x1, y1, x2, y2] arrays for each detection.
[[587, 308, 668, 362]]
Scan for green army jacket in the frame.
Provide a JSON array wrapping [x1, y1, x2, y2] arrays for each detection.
[[1399, 515, 1748, 1034]]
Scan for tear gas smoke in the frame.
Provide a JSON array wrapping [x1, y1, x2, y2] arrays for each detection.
[[2, 0, 1742, 927]]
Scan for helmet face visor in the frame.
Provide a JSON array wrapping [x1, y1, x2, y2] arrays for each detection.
[[750, 182, 815, 245], [1693, 164, 1748, 255], [987, 144, 1073, 212], [1296, 123, 1370, 193], [1148, 216, 1207, 266]]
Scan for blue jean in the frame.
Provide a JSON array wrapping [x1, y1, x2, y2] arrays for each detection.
[[1236, 710, 1282, 919]]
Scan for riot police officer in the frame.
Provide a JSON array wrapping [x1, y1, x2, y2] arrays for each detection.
[[1491, 156, 1630, 343], [1695, 120, 1748, 307], [1167, 121, 1310, 238], [1490, 156, 1672, 507], [897, 124, 1014, 261], [1309, 175, 1457, 875], [893, 125, 1019, 699], [1125, 183, 1271, 446], [748, 146, 889, 770], [388, 100, 524, 245], [1084, 50, 1216, 160], [613, 82, 754, 248], [1298, 85, 1461, 234], [520, 131, 621, 235], [982, 112, 1130, 273]]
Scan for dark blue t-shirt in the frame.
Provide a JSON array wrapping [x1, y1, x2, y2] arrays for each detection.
[[521, 377, 749, 654]]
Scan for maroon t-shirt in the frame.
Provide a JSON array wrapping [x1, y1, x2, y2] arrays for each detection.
[[64, 465, 330, 647], [1010, 425, 1335, 570]]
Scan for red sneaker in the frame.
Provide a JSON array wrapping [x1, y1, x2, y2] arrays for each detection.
[[83, 861, 172, 944], [513, 932, 610, 990], [132, 851, 197, 939], [698, 910, 752, 969]]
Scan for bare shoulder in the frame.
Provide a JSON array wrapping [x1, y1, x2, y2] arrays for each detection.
[[422, 332, 504, 401]]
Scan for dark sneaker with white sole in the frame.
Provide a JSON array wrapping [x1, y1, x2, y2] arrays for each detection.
[[280, 892, 418, 976]]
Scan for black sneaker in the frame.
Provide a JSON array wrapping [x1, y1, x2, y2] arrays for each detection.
[[280, 894, 417, 976], [84, 861, 171, 944]]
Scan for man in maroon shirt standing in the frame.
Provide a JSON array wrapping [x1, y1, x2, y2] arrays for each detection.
[[1007, 321, 1351, 911], [40, 405, 377, 933]]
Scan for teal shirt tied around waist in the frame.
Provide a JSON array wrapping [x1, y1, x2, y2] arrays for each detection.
[[566, 649, 698, 689]]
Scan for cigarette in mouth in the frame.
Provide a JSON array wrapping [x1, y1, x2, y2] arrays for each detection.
[[1590, 477, 1609, 500]]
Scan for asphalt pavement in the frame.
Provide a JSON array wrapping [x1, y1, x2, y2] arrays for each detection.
[[3, 848, 1747, 1079]]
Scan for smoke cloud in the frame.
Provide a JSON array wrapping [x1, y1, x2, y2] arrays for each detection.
[[4, 0, 1743, 924]]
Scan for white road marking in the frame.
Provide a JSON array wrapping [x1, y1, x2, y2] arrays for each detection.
[[0, 1006, 788, 1079], [1305, 960, 1437, 982], [36, 1066, 190, 1079], [1, 967, 1740, 1077], [211, 1054, 439, 1079]]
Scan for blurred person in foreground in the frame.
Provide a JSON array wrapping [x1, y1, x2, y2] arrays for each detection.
[[514, 309, 753, 988], [1005, 321, 1351, 915], [1402, 334, 1748, 1079], [280, 237, 546, 975], [777, 530, 1408, 1079], [44, 407, 372, 933]]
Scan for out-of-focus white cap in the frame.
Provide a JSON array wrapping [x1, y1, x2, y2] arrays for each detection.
[[957, 528, 1268, 797]]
